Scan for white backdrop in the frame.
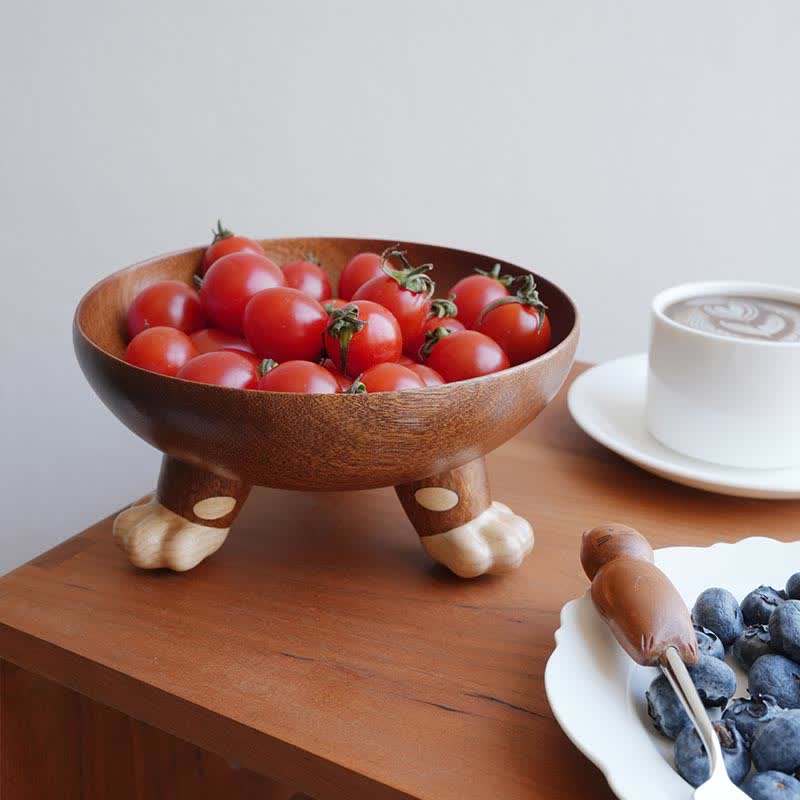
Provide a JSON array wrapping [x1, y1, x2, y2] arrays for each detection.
[[1, 1, 798, 572]]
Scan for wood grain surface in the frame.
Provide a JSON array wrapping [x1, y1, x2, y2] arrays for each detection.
[[1, 362, 799, 799], [0, 661, 302, 799]]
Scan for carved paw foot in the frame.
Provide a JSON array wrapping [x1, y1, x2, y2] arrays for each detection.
[[113, 494, 229, 572], [420, 502, 534, 578]]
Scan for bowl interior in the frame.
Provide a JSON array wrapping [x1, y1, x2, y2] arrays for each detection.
[[75, 237, 579, 490], [78, 237, 576, 359]]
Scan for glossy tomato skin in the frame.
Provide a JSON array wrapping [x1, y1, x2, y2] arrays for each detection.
[[323, 300, 402, 378], [361, 362, 426, 393], [125, 326, 198, 377], [201, 235, 265, 276], [256, 360, 340, 394], [190, 328, 255, 355], [201, 252, 285, 335], [233, 351, 262, 369], [243, 287, 327, 362], [323, 298, 348, 312], [425, 330, 510, 383], [127, 280, 206, 339], [353, 277, 431, 357], [475, 304, 552, 365], [406, 316, 465, 361], [176, 351, 259, 389], [281, 260, 332, 302], [338, 252, 384, 300], [449, 275, 509, 329], [405, 362, 445, 386], [321, 358, 353, 390]]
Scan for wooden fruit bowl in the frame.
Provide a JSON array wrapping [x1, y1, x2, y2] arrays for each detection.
[[74, 237, 579, 578]]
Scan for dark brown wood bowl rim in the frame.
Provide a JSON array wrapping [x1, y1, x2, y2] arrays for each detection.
[[74, 236, 580, 399]]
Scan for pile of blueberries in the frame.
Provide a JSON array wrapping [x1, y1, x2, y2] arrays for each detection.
[[646, 572, 800, 799]]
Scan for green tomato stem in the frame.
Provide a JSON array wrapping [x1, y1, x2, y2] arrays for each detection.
[[325, 304, 368, 375], [475, 274, 548, 331], [258, 358, 278, 377], [419, 325, 454, 360], [475, 263, 514, 287], [427, 294, 458, 320], [379, 245, 435, 298], [344, 375, 367, 394], [212, 219, 234, 242]]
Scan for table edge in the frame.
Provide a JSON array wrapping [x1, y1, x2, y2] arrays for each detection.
[[0, 622, 417, 800]]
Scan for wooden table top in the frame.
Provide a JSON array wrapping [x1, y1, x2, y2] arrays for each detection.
[[1, 362, 799, 800]]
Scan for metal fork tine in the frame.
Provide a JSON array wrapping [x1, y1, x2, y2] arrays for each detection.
[[660, 647, 749, 799]]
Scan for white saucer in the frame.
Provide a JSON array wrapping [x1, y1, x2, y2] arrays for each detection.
[[567, 354, 800, 499]]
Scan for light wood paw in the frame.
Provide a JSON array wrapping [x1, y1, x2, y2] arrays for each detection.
[[420, 502, 534, 578], [113, 494, 229, 572]]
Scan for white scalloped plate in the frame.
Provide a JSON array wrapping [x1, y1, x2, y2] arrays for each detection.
[[544, 537, 800, 799]]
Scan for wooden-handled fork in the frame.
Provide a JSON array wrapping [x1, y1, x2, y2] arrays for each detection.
[[581, 524, 748, 799]]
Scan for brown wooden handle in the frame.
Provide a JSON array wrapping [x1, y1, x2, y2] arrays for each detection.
[[580, 524, 698, 666]]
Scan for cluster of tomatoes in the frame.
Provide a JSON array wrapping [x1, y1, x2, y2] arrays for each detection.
[[123, 223, 553, 394]]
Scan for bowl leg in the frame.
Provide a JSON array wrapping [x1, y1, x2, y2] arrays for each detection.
[[113, 456, 251, 572], [395, 457, 534, 578]]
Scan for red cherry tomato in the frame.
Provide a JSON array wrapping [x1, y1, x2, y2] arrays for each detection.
[[397, 355, 415, 365], [449, 264, 513, 329], [420, 316, 463, 343], [352, 247, 434, 355], [422, 329, 510, 383], [201, 220, 266, 276], [177, 351, 259, 389], [190, 328, 255, 355], [256, 360, 340, 394], [321, 358, 353, 390], [200, 252, 285, 335], [125, 327, 198, 377], [360, 362, 426, 393], [323, 300, 402, 378], [338, 252, 385, 301], [474, 277, 552, 365], [405, 295, 466, 359], [234, 351, 263, 369], [127, 280, 206, 339], [281, 256, 332, 302], [404, 362, 445, 386], [243, 287, 327, 362]]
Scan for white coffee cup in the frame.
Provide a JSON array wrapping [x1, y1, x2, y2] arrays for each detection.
[[645, 281, 800, 470]]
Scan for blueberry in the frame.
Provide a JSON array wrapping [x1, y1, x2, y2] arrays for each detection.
[[674, 720, 750, 787], [695, 625, 726, 660], [751, 655, 800, 709], [723, 695, 785, 746], [734, 625, 773, 670], [752, 710, 800, 774], [770, 601, 800, 663], [647, 655, 737, 738], [742, 771, 800, 800], [647, 673, 690, 738], [687, 654, 737, 708], [692, 587, 744, 646], [743, 586, 787, 625], [787, 574, 800, 601]]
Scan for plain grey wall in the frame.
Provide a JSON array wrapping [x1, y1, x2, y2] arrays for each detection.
[[1, 1, 798, 573]]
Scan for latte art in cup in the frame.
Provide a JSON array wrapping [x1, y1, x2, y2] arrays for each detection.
[[664, 295, 800, 343]]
